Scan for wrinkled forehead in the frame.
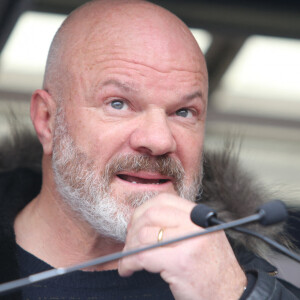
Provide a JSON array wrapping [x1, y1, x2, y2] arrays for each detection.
[[65, 3, 205, 69], [56, 1, 208, 99]]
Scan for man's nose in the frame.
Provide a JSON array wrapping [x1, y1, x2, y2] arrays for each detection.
[[129, 110, 176, 156]]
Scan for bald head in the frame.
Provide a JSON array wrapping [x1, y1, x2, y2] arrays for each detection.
[[43, 0, 207, 101]]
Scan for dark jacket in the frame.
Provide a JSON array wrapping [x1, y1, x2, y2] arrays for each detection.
[[0, 127, 300, 299]]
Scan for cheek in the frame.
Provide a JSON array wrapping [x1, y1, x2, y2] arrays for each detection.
[[85, 124, 131, 161], [174, 127, 205, 178], [66, 108, 131, 163]]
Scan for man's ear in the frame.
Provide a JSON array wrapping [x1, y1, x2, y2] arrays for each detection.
[[30, 89, 57, 155]]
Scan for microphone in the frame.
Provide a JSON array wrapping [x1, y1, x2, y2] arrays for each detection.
[[0, 200, 292, 295], [190, 200, 300, 263], [191, 199, 288, 227]]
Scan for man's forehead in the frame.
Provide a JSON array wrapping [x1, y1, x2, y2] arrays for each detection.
[[73, 42, 208, 95], [52, 0, 208, 100], [64, 1, 204, 67]]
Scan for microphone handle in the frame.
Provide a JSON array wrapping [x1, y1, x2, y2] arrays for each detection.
[[211, 217, 300, 263], [0, 212, 262, 295]]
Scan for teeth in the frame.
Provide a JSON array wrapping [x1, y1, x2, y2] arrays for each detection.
[[130, 181, 161, 184]]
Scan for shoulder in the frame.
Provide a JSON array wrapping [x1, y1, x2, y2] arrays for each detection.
[[0, 168, 42, 228]]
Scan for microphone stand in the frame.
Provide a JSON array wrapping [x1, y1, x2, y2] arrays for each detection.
[[0, 211, 264, 295], [212, 218, 300, 263]]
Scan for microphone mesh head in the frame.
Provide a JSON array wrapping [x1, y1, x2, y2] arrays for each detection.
[[190, 204, 217, 228], [258, 200, 288, 226]]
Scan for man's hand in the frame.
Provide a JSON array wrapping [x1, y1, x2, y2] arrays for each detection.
[[118, 193, 247, 300]]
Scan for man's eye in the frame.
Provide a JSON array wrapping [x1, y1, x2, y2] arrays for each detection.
[[110, 100, 128, 110], [175, 108, 192, 118]]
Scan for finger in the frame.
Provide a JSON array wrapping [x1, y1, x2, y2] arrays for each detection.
[[132, 204, 191, 232], [125, 207, 197, 249], [119, 237, 179, 277], [129, 193, 196, 228], [120, 221, 207, 278], [125, 225, 188, 250], [119, 227, 217, 278]]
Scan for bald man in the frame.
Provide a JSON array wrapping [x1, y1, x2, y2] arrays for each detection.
[[0, 0, 299, 299]]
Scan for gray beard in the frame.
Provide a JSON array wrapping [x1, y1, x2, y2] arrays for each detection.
[[51, 106, 202, 242]]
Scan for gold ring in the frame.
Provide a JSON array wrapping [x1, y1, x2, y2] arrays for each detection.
[[157, 228, 164, 243]]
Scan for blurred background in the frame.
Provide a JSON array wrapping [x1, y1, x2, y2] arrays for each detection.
[[0, 0, 299, 202]]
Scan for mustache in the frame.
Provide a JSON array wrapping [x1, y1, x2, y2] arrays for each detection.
[[104, 154, 185, 185]]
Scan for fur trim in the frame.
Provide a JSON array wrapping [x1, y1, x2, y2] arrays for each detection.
[[0, 113, 42, 173], [0, 117, 294, 259], [201, 141, 293, 258]]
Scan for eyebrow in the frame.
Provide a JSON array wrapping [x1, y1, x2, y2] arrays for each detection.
[[100, 79, 206, 106], [100, 79, 138, 93], [183, 90, 206, 111], [184, 91, 203, 102]]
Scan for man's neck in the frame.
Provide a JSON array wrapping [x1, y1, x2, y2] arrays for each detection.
[[14, 185, 124, 271]]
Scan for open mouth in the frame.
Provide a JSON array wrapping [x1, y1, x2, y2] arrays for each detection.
[[117, 174, 170, 185]]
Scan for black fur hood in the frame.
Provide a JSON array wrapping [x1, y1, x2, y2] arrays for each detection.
[[0, 119, 292, 259]]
